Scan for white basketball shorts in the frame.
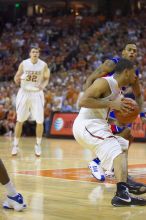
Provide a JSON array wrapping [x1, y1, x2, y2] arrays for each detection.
[[16, 88, 44, 123], [73, 117, 129, 171]]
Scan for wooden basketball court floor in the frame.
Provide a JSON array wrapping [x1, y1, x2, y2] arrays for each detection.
[[0, 136, 146, 220]]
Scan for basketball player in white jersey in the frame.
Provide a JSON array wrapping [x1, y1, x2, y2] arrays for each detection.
[[12, 47, 50, 156], [73, 58, 146, 206]]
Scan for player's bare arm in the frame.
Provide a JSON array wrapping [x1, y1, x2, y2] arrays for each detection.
[[80, 78, 111, 108], [131, 77, 143, 111], [38, 64, 50, 90], [84, 59, 116, 90], [132, 77, 146, 123], [80, 78, 123, 110], [80, 78, 133, 112], [14, 63, 23, 85]]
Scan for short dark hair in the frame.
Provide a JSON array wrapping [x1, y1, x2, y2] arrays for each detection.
[[125, 42, 136, 47], [114, 58, 134, 74], [119, 42, 136, 52], [29, 47, 40, 52]]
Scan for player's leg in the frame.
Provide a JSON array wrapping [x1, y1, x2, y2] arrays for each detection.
[[31, 91, 44, 156], [35, 123, 44, 156], [112, 127, 146, 193], [88, 121, 122, 178], [89, 126, 133, 179], [112, 154, 146, 206], [103, 128, 146, 195], [111, 151, 146, 206], [12, 121, 23, 155], [76, 121, 146, 206], [115, 135, 146, 195], [12, 89, 29, 156], [0, 159, 26, 211], [113, 151, 128, 182], [73, 118, 106, 181], [116, 126, 134, 147], [96, 137, 146, 206]]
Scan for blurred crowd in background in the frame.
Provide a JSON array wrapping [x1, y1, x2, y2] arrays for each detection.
[[1, 11, 146, 135]]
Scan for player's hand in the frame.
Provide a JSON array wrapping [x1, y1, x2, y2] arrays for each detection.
[[120, 99, 135, 113], [14, 76, 21, 85], [109, 98, 134, 113], [109, 97, 121, 110], [35, 84, 43, 90]]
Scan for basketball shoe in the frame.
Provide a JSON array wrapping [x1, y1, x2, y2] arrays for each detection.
[[88, 158, 105, 181], [105, 170, 114, 178], [3, 193, 26, 211], [11, 146, 19, 156], [34, 144, 41, 156], [111, 182, 146, 207], [127, 176, 146, 195]]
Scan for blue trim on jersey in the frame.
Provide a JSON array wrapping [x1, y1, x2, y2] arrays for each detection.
[[135, 68, 140, 77], [108, 57, 120, 76], [107, 56, 140, 77], [114, 126, 125, 133], [109, 111, 116, 119], [110, 57, 120, 64], [109, 111, 132, 133], [140, 112, 146, 118], [112, 123, 132, 134]]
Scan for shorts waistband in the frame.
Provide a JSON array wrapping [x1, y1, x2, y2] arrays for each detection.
[[20, 88, 40, 92]]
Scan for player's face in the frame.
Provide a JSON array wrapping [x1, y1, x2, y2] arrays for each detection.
[[122, 44, 137, 61], [30, 49, 40, 60]]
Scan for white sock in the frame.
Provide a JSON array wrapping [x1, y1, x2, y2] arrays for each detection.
[[36, 138, 42, 146], [4, 181, 18, 197], [14, 138, 19, 147]]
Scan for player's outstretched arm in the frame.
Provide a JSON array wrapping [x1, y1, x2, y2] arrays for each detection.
[[84, 59, 116, 90]]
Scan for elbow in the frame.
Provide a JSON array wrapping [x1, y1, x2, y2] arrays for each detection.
[[78, 98, 86, 108]]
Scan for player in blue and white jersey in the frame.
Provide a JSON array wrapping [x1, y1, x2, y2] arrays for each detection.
[[84, 43, 146, 194]]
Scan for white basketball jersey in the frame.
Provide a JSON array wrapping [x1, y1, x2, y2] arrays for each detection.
[[78, 76, 121, 120], [21, 58, 46, 91]]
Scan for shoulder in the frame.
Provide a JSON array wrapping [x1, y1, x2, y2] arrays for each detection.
[[103, 57, 120, 66], [94, 77, 109, 87], [22, 58, 30, 65], [84, 77, 110, 97], [109, 56, 120, 64], [38, 59, 47, 66]]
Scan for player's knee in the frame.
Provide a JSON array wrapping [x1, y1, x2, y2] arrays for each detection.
[[120, 128, 134, 146]]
